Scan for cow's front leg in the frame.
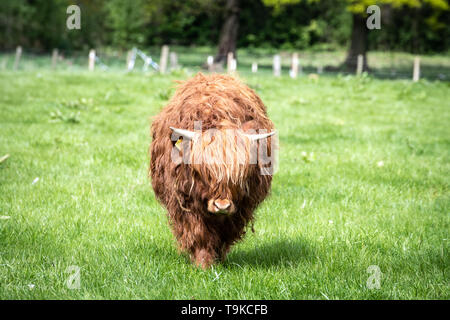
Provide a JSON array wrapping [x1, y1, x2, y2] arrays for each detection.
[[192, 247, 216, 269]]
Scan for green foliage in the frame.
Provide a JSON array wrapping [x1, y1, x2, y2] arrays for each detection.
[[239, 0, 351, 49], [104, 0, 157, 48], [0, 0, 448, 53], [346, 0, 449, 14], [261, 0, 449, 52]]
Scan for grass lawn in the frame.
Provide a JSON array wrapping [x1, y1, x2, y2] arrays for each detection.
[[0, 69, 448, 299]]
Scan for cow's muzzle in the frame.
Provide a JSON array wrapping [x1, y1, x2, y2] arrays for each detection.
[[207, 199, 235, 215]]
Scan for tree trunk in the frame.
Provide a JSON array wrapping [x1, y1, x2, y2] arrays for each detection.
[[214, 0, 240, 65], [343, 13, 369, 72]]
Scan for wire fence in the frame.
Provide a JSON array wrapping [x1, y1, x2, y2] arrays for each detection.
[[1, 46, 449, 81]]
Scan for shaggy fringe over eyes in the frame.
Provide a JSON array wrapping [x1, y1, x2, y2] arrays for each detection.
[[190, 129, 252, 187]]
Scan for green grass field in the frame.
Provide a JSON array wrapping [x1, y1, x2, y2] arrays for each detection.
[[0, 68, 449, 299]]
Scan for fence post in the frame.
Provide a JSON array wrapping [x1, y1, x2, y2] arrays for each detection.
[[169, 52, 178, 70], [126, 50, 132, 70], [273, 55, 281, 77], [126, 49, 137, 71], [51, 49, 59, 69], [88, 49, 95, 71], [413, 56, 420, 82], [13, 46, 22, 70], [290, 53, 299, 78], [207, 56, 214, 72], [251, 62, 258, 73], [356, 54, 363, 75], [227, 52, 234, 73], [159, 45, 169, 74]]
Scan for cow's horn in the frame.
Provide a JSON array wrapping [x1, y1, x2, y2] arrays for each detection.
[[170, 127, 198, 140], [244, 131, 276, 141]]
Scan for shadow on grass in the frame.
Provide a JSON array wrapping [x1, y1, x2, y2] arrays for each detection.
[[225, 237, 315, 269]]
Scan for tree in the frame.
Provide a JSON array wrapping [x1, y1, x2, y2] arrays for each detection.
[[2, 0, 448, 54], [344, 4, 370, 71], [214, 0, 241, 65], [213, 0, 314, 66], [104, 0, 164, 49], [264, 0, 449, 71], [344, 0, 449, 71]]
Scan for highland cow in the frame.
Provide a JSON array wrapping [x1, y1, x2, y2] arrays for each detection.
[[149, 73, 276, 268]]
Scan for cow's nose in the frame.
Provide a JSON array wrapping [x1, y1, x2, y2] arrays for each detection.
[[214, 199, 231, 211]]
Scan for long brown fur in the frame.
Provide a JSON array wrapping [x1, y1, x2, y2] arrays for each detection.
[[149, 72, 275, 268]]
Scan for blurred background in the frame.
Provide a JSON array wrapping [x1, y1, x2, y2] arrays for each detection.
[[0, 0, 449, 80]]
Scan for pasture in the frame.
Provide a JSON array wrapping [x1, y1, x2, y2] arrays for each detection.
[[0, 68, 448, 299]]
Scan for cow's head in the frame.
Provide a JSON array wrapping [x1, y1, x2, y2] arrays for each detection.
[[170, 123, 275, 216]]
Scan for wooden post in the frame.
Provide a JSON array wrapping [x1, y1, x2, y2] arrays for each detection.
[[169, 52, 178, 70], [51, 49, 59, 69], [207, 56, 214, 72], [413, 56, 420, 82], [251, 62, 258, 73], [290, 53, 299, 78], [227, 52, 234, 73], [13, 46, 22, 70], [356, 54, 363, 75], [126, 50, 132, 70], [126, 49, 137, 71], [88, 49, 95, 71], [159, 45, 169, 74], [273, 54, 281, 77], [232, 59, 237, 72]]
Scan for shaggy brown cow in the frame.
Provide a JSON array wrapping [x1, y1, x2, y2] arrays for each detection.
[[149, 73, 276, 268]]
